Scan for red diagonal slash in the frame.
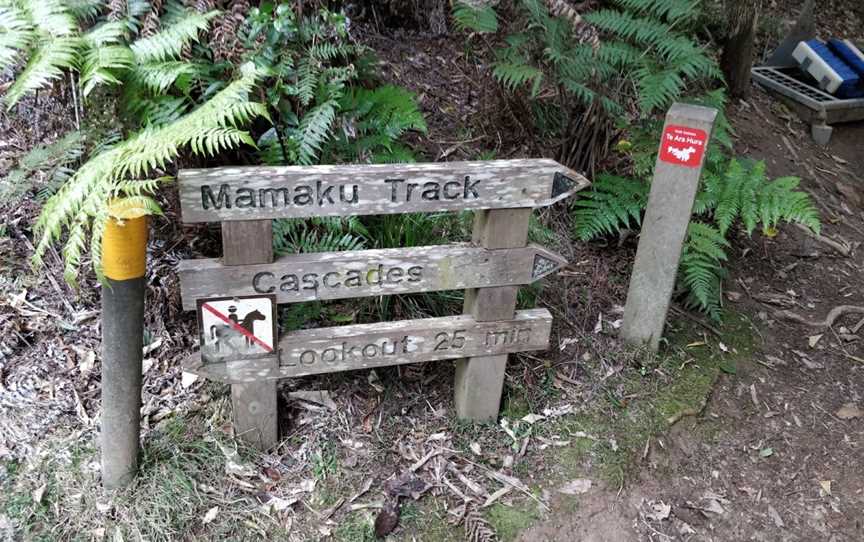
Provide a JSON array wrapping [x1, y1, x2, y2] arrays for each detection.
[[202, 303, 273, 352]]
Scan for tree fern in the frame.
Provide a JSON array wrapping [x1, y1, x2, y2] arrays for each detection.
[[32, 63, 267, 283]]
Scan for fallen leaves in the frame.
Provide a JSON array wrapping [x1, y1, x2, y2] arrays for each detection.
[[202, 506, 219, 524], [835, 403, 862, 419]]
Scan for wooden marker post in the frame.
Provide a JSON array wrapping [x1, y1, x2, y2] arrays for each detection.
[[621, 103, 718, 351], [454, 208, 530, 421], [101, 200, 148, 489], [221, 220, 279, 450]]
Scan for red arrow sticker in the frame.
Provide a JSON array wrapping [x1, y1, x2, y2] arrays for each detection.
[[659, 125, 708, 168]]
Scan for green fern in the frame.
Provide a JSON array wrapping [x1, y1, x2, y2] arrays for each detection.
[[131, 10, 218, 63], [492, 62, 544, 96], [680, 222, 728, 320], [32, 63, 267, 283], [572, 174, 649, 240], [452, 1, 498, 33], [0, 130, 85, 202], [273, 218, 366, 256], [492, 0, 719, 118]]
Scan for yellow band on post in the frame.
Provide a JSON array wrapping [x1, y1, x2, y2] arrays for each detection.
[[102, 200, 149, 281]]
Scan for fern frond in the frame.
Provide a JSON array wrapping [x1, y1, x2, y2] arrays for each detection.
[[492, 62, 544, 96], [130, 10, 218, 63], [80, 45, 135, 95], [0, 5, 34, 69], [680, 222, 729, 320], [29, 0, 78, 36], [5, 37, 81, 108], [66, 0, 105, 21], [611, 0, 699, 24], [130, 60, 201, 93], [33, 63, 266, 283], [453, 2, 498, 33], [572, 174, 648, 240], [296, 99, 337, 165], [713, 158, 745, 235]]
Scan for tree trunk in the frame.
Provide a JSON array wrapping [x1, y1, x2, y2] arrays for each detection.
[[721, 0, 761, 99]]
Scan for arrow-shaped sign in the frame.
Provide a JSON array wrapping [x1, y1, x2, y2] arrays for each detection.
[[178, 159, 589, 223], [178, 243, 568, 310], [182, 308, 553, 383]]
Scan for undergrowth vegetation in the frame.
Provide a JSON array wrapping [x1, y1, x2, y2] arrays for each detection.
[[1, 0, 822, 318], [454, 0, 821, 319]]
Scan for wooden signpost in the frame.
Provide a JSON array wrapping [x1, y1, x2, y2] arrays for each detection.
[[177, 160, 588, 449]]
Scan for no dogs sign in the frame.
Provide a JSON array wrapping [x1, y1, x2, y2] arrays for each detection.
[[659, 125, 708, 168], [197, 295, 277, 363]]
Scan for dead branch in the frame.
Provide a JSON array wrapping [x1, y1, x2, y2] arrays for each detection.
[[774, 305, 864, 328], [794, 224, 853, 256]]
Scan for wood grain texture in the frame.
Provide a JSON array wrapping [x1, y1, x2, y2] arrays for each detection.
[[222, 219, 279, 450], [221, 220, 273, 265], [182, 309, 552, 383], [621, 104, 718, 352], [454, 208, 531, 421], [178, 243, 568, 310], [178, 160, 589, 222]]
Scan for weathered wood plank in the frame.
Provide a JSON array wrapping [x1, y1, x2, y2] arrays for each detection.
[[622, 103, 718, 351], [178, 159, 589, 222], [178, 243, 568, 310], [455, 208, 531, 421], [222, 220, 273, 265], [221, 219, 279, 450], [182, 309, 552, 383]]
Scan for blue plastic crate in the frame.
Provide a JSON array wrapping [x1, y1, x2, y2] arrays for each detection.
[[827, 39, 864, 77], [793, 39, 863, 99]]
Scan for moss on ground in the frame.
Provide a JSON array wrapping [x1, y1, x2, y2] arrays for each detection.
[[478, 312, 758, 534], [487, 501, 540, 541]]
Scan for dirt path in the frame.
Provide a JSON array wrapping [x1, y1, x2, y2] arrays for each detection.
[[515, 93, 864, 542]]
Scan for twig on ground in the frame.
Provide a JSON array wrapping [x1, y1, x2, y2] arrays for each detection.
[[852, 316, 864, 334], [670, 305, 722, 337], [794, 224, 853, 256], [774, 305, 864, 328]]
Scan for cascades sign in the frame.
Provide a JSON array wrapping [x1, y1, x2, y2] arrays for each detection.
[[178, 243, 567, 310]]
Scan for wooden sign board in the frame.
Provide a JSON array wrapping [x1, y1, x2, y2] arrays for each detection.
[[197, 295, 277, 363], [182, 308, 552, 383], [178, 159, 589, 222], [178, 243, 568, 310]]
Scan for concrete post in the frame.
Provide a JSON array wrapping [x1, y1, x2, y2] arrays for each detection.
[[621, 103, 718, 351]]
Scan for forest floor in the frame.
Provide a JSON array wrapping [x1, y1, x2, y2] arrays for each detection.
[[1, 3, 864, 542]]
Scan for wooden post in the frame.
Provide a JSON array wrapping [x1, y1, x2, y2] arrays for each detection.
[[621, 104, 718, 351], [100, 201, 148, 489], [454, 208, 531, 421], [222, 220, 279, 450]]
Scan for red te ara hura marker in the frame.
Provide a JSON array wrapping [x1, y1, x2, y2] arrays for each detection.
[[202, 302, 273, 352], [658, 125, 708, 168]]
